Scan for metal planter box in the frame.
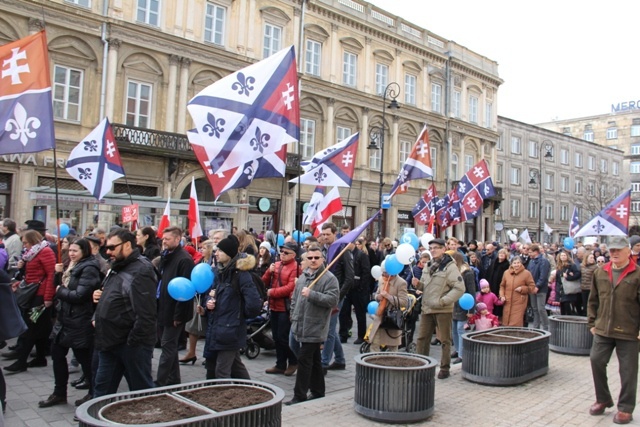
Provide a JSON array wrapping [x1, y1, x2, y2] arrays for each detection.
[[76, 379, 285, 427], [462, 327, 550, 386], [549, 315, 593, 355], [354, 352, 437, 424]]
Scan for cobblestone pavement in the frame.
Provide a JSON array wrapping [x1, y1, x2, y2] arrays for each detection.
[[1, 317, 632, 427]]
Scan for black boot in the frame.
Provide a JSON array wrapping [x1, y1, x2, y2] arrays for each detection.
[[4, 361, 27, 373]]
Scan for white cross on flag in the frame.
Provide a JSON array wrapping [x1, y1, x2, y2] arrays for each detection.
[[66, 118, 124, 201], [389, 125, 433, 197], [574, 189, 631, 237], [187, 46, 299, 175], [455, 159, 496, 221], [289, 132, 359, 187]]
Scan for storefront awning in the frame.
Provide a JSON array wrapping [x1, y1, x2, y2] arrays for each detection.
[[26, 187, 246, 214]]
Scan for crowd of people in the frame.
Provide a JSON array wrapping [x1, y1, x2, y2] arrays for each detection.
[[1, 219, 639, 423]]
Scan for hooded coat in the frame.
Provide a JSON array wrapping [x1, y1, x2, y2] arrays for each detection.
[[499, 264, 535, 326]]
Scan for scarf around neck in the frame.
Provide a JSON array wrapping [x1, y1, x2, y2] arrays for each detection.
[[22, 240, 49, 262]]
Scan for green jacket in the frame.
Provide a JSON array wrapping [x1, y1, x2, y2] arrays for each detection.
[[588, 260, 640, 341], [417, 255, 464, 314]]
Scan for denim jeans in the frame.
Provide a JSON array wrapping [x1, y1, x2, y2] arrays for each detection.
[[93, 344, 154, 398], [321, 300, 345, 367], [529, 292, 549, 330], [451, 319, 467, 358]]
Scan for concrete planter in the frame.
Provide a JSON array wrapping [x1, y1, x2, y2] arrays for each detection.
[[354, 352, 437, 423], [549, 315, 593, 355], [462, 327, 550, 386], [76, 379, 285, 427]]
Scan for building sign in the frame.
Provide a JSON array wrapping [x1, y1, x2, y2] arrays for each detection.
[[0, 153, 67, 168], [611, 100, 640, 113], [397, 211, 413, 221]]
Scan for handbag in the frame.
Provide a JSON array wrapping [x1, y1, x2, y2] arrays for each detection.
[[15, 280, 41, 310], [562, 278, 582, 295], [379, 297, 404, 331]]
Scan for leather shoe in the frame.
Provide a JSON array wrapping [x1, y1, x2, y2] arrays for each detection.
[[589, 400, 614, 416], [339, 337, 348, 343], [4, 361, 27, 373], [284, 365, 298, 376], [327, 362, 346, 370], [353, 338, 364, 345], [265, 366, 285, 374], [74, 379, 90, 390], [308, 392, 324, 400], [437, 370, 450, 379], [75, 393, 92, 407], [614, 411, 633, 424], [285, 396, 306, 405], [1, 351, 19, 360], [27, 358, 47, 368], [452, 357, 462, 365], [38, 394, 66, 408], [70, 375, 85, 387]]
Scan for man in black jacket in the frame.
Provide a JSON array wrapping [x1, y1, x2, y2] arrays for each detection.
[[320, 223, 353, 370], [339, 239, 371, 345], [93, 229, 157, 397], [155, 226, 194, 386]]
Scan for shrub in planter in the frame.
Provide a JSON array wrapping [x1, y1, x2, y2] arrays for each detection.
[[354, 352, 437, 423]]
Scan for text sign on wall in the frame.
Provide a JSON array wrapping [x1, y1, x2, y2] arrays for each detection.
[[611, 100, 640, 113]]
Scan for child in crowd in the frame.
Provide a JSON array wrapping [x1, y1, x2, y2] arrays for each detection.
[[465, 303, 499, 331], [545, 269, 561, 315], [475, 279, 503, 315]]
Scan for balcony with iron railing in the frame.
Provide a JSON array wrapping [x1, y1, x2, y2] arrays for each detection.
[[111, 123, 301, 172]]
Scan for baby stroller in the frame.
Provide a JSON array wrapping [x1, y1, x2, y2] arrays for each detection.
[[241, 303, 275, 359], [360, 290, 421, 354]]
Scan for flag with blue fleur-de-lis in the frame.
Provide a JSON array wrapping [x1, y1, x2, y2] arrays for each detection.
[[0, 31, 55, 155], [574, 189, 631, 238], [65, 118, 125, 201], [389, 125, 433, 197], [187, 46, 299, 176], [289, 132, 359, 187]]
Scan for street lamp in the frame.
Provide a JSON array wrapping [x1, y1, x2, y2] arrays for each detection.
[[528, 140, 553, 242], [368, 82, 400, 239]]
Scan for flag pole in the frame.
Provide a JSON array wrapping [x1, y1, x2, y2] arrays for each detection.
[[52, 148, 62, 263]]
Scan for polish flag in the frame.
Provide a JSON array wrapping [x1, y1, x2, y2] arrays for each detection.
[[189, 177, 203, 241], [157, 199, 171, 239], [310, 187, 343, 236]]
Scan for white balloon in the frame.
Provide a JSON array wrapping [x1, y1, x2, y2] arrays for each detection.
[[371, 265, 382, 280], [512, 228, 518, 234], [396, 243, 415, 265], [420, 233, 435, 248], [380, 260, 386, 273], [509, 234, 517, 242]]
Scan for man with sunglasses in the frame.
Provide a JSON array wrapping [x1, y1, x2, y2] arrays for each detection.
[[262, 241, 300, 376], [93, 228, 158, 397], [287, 244, 339, 405]]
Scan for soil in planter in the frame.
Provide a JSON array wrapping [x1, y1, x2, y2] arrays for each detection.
[[101, 395, 207, 424], [366, 356, 425, 367], [180, 386, 271, 412]]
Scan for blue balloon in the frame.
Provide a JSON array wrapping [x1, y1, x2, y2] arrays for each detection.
[[277, 234, 285, 247], [563, 237, 575, 250], [191, 263, 214, 294], [401, 232, 420, 251], [367, 300, 379, 315], [167, 277, 196, 302], [385, 254, 404, 276], [304, 231, 312, 238], [59, 223, 70, 239], [459, 293, 475, 310], [292, 230, 303, 243]]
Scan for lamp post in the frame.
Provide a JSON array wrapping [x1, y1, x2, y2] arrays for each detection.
[[368, 82, 400, 239], [528, 140, 553, 242]]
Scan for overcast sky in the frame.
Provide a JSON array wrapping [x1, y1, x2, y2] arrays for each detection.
[[367, 0, 638, 124]]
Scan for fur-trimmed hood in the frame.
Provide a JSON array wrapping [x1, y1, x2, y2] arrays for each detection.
[[236, 253, 256, 271]]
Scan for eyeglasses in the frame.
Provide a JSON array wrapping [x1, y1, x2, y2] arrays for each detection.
[[597, 260, 605, 263], [429, 246, 443, 250], [280, 251, 294, 256], [105, 242, 124, 251], [307, 256, 322, 260]]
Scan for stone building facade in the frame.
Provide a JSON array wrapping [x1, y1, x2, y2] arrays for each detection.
[[0, 0, 502, 240]]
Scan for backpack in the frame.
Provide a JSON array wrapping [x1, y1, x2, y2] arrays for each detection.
[[231, 270, 268, 304]]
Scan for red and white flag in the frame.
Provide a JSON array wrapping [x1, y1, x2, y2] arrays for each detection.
[[157, 199, 171, 239], [189, 177, 203, 240], [310, 187, 343, 236]]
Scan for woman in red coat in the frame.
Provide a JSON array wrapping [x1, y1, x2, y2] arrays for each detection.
[[4, 230, 56, 373]]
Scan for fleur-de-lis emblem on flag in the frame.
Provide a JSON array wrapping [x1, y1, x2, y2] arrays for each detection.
[[5, 103, 41, 146], [249, 127, 270, 153], [203, 113, 225, 138], [77, 167, 92, 180], [231, 72, 255, 96], [593, 220, 605, 234], [83, 140, 98, 152], [314, 167, 327, 183]]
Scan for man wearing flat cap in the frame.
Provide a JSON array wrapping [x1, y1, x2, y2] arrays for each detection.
[[588, 235, 640, 425], [415, 238, 464, 379]]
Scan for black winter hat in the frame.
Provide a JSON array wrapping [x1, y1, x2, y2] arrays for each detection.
[[217, 234, 239, 258]]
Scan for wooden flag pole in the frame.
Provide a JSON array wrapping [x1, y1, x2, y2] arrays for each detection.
[[52, 148, 62, 263]]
